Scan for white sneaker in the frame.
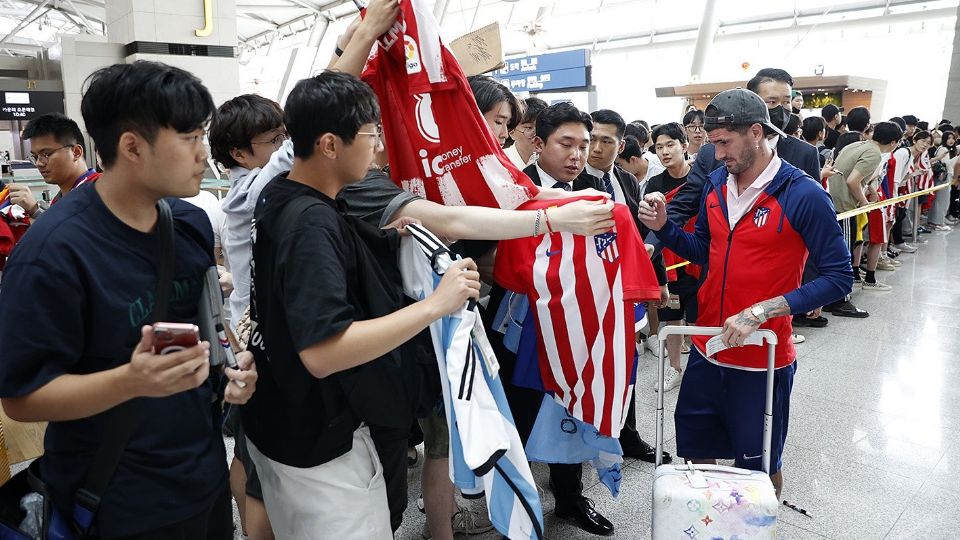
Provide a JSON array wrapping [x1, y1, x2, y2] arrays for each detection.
[[655, 367, 683, 392], [894, 243, 918, 253], [861, 280, 893, 291], [645, 335, 661, 356], [792, 333, 806, 344]]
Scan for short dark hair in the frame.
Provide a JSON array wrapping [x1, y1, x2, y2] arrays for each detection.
[[846, 106, 871, 133], [624, 122, 649, 145], [618, 135, 643, 161], [520, 97, 548, 125], [651, 122, 687, 144], [631, 119, 650, 131], [682, 109, 704, 126], [917, 121, 929, 131], [912, 130, 932, 144], [871, 121, 903, 145], [834, 131, 863, 158], [535, 102, 592, 142], [801, 116, 825, 142], [284, 71, 379, 160], [746, 68, 794, 93], [22, 113, 86, 154], [209, 94, 284, 169], [468, 75, 522, 131], [786, 113, 802, 137], [81, 61, 214, 168], [590, 109, 626, 139], [903, 115, 919, 126], [822, 104, 840, 122], [889, 116, 906, 131]]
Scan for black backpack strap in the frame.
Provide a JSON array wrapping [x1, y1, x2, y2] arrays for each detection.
[[73, 199, 176, 533]]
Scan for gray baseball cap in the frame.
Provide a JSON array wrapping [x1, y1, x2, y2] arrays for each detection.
[[704, 88, 787, 138]]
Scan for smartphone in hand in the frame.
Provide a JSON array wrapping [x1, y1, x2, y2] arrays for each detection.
[[153, 323, 200, 355]]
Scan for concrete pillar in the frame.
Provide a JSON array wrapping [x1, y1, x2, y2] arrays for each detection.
[[942, 2, 960, 123], [688, 0, 718, 83], [103, 0, 240, 106]]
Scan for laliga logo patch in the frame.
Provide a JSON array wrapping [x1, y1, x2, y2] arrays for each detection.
[[753, 207, 770, 228], [404, 35, 422, 74], [594, 231, 620, 263], [414, 94, 440, 144]]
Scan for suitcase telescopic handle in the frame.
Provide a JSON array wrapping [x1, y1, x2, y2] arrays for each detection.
[[653, 326, 778, 474]]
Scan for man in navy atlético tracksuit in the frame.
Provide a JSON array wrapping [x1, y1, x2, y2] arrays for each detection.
[[639, 88, 852, 498]]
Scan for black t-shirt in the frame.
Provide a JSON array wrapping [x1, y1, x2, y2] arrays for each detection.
[[0, 184, 225, 538], [244, 175, 365, 468], [646, 168, 688, 199], [338, 167, 419, 228]]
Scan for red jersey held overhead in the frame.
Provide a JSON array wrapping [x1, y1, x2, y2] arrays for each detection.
[[494, 197, 661, 437], [361, 0, 539, 210]]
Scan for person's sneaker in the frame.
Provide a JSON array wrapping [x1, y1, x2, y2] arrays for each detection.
[[853, 276, 863, 287], [645, 335, 660, 356], [681, 341, 691, 355], [792, 333, 806, 344], [894, 243, 918, 253], [946, 216, 959, 225], [886, 249, 900, 259], [918, 226, 933, 234], [932, 224, 953, 231], [656, 367, 682, 392], [861, 280, 893, 291], [451, 505, 494, 536], [876, 260, 897, 271]]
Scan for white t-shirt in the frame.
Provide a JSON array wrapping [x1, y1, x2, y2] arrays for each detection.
[[182, 190, 225, 251]]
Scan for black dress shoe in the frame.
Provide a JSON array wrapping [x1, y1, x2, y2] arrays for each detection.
[[831, 301, 869, 318], [621, 438, 673, 464], [792, 315, 828, 328], [554, 497, 614, 536]]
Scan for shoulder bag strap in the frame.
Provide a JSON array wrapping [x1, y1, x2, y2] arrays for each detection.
[[73, 199, 176, 532]]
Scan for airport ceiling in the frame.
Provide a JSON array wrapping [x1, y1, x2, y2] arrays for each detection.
[[0, 0, 955, 57]]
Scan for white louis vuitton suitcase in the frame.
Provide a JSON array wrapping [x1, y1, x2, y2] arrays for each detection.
[[652, 326, 780, 539]]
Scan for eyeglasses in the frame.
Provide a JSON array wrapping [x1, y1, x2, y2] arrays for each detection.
[[356, 124, 384, 144], [29, 144, 73, 165], [513, 126, 535, 137], [685, 124, 705, 133], [250, 131, 288, 147]]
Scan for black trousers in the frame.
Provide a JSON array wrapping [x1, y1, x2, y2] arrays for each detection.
[[483, 288, 583, 506], [370, 425, 410, 533], [892, 207, 907, 245], [112, 487, 232, 540]]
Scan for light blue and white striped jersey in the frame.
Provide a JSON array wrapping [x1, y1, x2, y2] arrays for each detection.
[[399, 224, 544, 540]]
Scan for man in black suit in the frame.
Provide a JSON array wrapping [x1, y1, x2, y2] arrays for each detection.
[[484, 103, 616, 536], [584, 109, 673, 465], [650, 68, 864, 319]]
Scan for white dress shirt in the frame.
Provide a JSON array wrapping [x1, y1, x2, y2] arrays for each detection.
[[536, 163, 569, 190], [584, 162, 625, 202], [726, 154, 782, 229]]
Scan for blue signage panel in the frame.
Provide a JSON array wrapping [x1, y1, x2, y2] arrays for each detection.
[[496, 49, 590, 77], [496, 67, 590, 93]]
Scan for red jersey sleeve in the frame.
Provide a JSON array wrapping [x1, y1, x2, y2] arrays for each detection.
[[612, 203, 661, 302]]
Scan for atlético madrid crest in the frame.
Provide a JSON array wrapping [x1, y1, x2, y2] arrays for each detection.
[[753, 207, 770, 228], [594, 231, 620, 263]]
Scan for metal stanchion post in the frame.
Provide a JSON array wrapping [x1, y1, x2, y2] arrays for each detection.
[[913, 198, 921, 243]]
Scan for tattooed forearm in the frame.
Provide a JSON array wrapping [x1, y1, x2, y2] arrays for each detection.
[[759, 296, 791, 319]]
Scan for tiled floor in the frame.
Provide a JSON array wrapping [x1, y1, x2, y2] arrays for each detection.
[[228, 226, 960, 539]]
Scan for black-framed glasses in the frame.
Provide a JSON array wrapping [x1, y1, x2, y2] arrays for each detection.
[[685, 124, 705, 133], [250, 131, 288, 147], [29, 144, 73, 165]]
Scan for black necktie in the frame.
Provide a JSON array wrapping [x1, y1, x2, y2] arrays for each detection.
[[553, 181, 572, 191], [601, 172, 616, 201]]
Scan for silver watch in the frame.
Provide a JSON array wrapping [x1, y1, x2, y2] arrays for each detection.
[[750, 304, 767, 323]]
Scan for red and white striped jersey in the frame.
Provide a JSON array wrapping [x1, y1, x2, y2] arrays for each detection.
[[361, 0, 539, 210], [494, 196, 661, 437]]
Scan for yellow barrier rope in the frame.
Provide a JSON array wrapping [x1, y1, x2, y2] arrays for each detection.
[[663, 183, 953, 272]]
